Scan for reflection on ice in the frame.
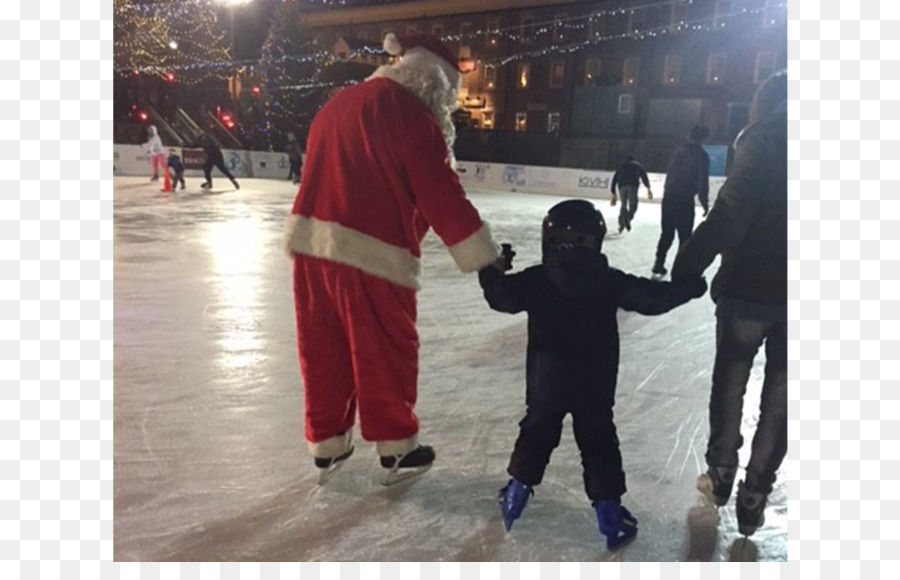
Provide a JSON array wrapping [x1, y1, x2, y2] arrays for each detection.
[[114, 177, 787, 562]]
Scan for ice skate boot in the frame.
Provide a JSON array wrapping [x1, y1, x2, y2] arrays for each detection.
[[498, 477, 533, 531], [696, 466, 737, 507], [313, 431, 354, 484], [380, 445, 435, 486], [735, 480, 767, 536], [201, 181, 212, 189], [651, 258, 667, 278], [231, 179, 240, 190], [594, 499, 638, 550], [150, 175, 159, 182]]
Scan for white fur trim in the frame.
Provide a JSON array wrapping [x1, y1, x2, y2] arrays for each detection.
[[447, 223, 501, 273], [383, 32, 402, 56], [283, 214, 422, 290], [375, 434, 418, 456], [308, 431, 353, 458]]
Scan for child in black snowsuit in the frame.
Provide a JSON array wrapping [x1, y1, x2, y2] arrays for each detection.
[[479, 199, 706, 550], [167, 148, 186, 190]]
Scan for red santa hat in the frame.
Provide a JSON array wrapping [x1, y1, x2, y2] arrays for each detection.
[[383, 32, 462, 85]]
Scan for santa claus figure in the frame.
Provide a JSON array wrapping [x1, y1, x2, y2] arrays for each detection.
[[284, 32, 500, 484]]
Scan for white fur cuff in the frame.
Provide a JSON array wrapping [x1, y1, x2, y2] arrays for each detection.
[[308, 431, 353, 458], [447, 223, 501, 273], [375, 434, 418, 456]]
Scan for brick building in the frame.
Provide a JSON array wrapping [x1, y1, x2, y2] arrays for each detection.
[[301, 0, 787, 171]]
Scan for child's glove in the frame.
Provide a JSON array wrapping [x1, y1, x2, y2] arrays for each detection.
[[647, 189, 654, 200], [610, 194, 617, 207], [499, 243, 516, 271]]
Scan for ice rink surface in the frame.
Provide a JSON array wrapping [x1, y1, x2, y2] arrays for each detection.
[[114, 176, 787, 562]]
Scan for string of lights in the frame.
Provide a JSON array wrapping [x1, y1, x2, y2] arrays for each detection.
[[480, 3, 787, 69]]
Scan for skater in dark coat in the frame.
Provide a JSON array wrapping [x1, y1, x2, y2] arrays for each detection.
[[672, 71, 787, 537], [610, 155, 652, 233], [197, 133, 240, 190], [652, 126, 710, 276], [479, 199, 706, 550], [286, 132, 303, 184], [166, 148, 186, 190]]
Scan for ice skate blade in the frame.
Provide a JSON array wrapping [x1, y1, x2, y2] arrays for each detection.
[[315, 446, 354, 485], [380, 463, 432, 486], [605, 527, 637, 551]]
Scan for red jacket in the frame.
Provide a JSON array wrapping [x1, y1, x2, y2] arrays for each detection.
[[284, 76, 498, 289]]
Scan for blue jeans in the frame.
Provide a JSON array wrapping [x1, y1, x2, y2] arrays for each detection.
[[706, 315, 787, 495]]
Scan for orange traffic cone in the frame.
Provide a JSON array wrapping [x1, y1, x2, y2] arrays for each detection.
[[161, 168, 172, 192]]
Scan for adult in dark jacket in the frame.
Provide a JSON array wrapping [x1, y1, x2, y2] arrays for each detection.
[[652, 126, 710, 276], [286, 132, 303, 184], [479, 199, 706, 550], [197, 133, 240, 190], [610, 155, 652, 233], [671, 71, 787, 537]]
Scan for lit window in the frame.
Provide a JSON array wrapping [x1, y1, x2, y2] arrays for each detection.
[[623, 56, 640, 85], [516, 112, 527, 132], [482, 111, 494, 129], [585, 59, 601, 86], [618, 94, 633, 115], [754, 51, 776, 83], [663, 54, 682, 86], [548, 112, 561, 134], [518, 62, 531, 89], [707, 53, 726, 85], [550, 61, 565, 89]]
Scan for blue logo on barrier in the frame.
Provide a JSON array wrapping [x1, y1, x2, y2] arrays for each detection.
[[502, 165, 526, 187], [227, 152, 244, 172]]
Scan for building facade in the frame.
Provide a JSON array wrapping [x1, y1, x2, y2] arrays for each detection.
[[301, 0, 787, 171]]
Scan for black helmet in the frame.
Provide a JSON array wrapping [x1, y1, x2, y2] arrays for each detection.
[[542, 199, 607, 255]]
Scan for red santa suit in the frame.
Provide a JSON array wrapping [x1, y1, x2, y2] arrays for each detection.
[[283, 35, 500, 460]]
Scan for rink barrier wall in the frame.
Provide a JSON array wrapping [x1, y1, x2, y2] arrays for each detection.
[[113, 144, 726, 203]]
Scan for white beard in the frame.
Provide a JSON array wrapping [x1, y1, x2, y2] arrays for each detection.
[[368, 63, 460, 167]]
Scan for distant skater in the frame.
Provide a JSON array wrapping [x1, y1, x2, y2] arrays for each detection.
[[610, 155, 652, 233], [197, 133, 239, 190]]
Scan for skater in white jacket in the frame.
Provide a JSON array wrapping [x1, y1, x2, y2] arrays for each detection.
[[144, 125, 166, 181]]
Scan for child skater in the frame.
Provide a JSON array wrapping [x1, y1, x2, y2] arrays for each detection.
[[478, 199, 707, 550], [167, 148, 186, 190]]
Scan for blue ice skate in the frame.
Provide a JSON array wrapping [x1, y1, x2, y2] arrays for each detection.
[[594, 500, 638, 550], [498, 478, 534, 531]]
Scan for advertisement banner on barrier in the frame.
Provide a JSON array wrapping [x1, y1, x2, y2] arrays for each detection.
[[182, 148, 206, 170], [500, 165, 527, 189]]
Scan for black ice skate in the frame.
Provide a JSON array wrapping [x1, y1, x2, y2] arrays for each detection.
[[736, 480, 767, 536], [201, 181, 212, 189], [379, 445, 435, 486], [696, 466, 737, 507], [651, 259, 667, 279], [231, 179, 240, 190], [314, 445, 355, 485], [594, 500, 638, 551]]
